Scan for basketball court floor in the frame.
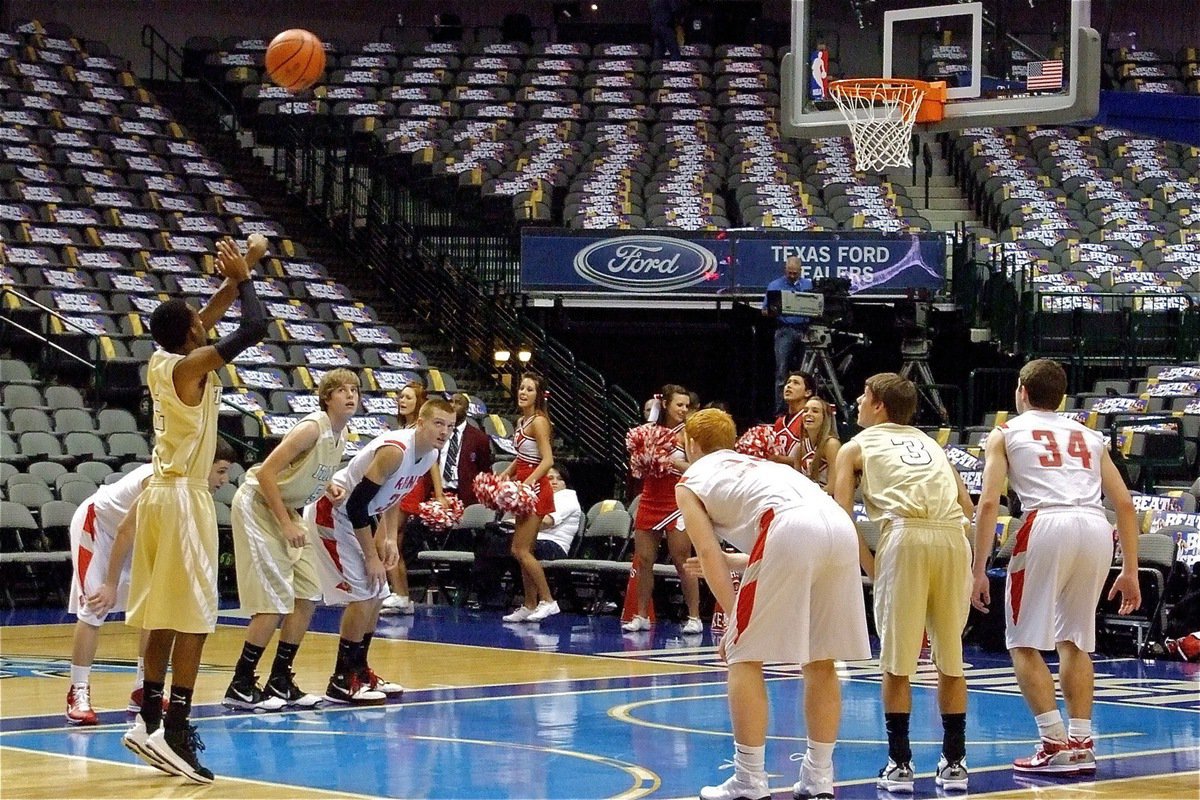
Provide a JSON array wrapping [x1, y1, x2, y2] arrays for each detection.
[[1, 605, 1196, 799]]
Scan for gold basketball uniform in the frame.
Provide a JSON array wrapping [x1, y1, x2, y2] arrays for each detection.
[[853, 423, 971, 676], [233, 411, 347, 613], [126, 350, 222, 634]]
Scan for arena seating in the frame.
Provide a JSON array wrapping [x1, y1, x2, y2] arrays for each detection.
[[1106, 46, 1200, 95], [2, 19, 1197, 634], [198, 35, 932, 234], [0, 20, 518, 605], [947, 123, 1200, 368]]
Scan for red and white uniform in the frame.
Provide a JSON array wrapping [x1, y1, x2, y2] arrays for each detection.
[[772, 411, 805, 461], [396, 421, 431, 515], [305, 428, 438, 604], [678, 450, 870, 666], [999, 410, 1112, 652], [512, 414, 554, 517], [69, 464, 154, 627], [634, 423, 685, 532]]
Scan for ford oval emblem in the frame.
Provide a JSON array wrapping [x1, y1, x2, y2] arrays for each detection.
[[573, 236, 718, 292]]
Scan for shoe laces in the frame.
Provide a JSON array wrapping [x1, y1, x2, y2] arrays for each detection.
[[183, 724, 206, 754], [70, 684, 91, 708], [272, 671, 299, 693]]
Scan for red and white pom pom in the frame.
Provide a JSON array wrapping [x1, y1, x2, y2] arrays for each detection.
[[735, 424, 779, 459], [626, 423, 677, 478], [416, 499, 459, 531], [473, 472, 502, 509], [494, 480, 538, 516]]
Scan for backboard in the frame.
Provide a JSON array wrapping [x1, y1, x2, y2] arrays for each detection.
[[783, 0, 1101, 139]]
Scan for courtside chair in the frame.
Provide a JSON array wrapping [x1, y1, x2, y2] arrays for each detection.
[[542, 508, 634, 614], [58, 477, 97, 506], [27, 460, 68, 486], [1098, 531, 1177, 656], [417, 503, 498, 606]]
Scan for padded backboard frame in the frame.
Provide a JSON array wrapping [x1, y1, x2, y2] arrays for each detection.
[[783, 0, 1101, 139]]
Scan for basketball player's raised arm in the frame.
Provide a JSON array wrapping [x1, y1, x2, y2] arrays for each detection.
[[198, 235, 269, 330], [676, 486, 737, 614], [1100, 448, 1141, 614], [174, 237, 270, 390], [255, 418, 321, 548], [971, 430, 1008, 612], [832, 441, 873, 579]]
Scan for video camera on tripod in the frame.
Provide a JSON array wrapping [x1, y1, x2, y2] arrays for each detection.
[[766, 276, 854, 331], [766, 276, 865, 425], [893, 288, 934, 338], [892, 289, 950, 423]]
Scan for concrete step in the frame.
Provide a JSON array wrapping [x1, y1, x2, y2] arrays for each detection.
[[888, 174, 959, 189], [923, 210, 985, 226], [912, 197, 974, 212]]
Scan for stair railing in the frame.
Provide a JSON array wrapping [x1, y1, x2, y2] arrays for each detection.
[[140, 25, 240, 136], [266, 122, 640, 494]]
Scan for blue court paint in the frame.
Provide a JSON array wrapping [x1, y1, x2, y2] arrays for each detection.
[[4, 662, 1196, 798], [3, 606, 1197, 798]]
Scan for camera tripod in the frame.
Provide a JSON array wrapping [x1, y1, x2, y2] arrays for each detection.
[[899, 336, 949, 423], [798, 324, 854, 422]]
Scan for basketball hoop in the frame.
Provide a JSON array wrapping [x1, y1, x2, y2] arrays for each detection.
[[828, 78, 947, 172]]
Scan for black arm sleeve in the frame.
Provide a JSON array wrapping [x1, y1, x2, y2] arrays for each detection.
[[346, 477, 383, 530], [213, 279, 269, 363]]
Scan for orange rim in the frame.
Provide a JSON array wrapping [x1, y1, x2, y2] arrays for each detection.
[[828, 78, 928, 101]]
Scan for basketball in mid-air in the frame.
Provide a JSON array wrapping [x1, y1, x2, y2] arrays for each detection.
[[264, 29, 326, 92]]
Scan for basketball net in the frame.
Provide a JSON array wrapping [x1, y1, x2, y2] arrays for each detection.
[[829, 79, 927, 172]]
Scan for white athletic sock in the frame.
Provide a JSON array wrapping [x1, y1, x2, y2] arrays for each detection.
[[69, 664, 90, 686], [1067, 718, 1092, 741], [733, 742, 766, 782], [135, 656, 145, 687], [1034, 710, 1066, 742], [806, 739, 835, 769]]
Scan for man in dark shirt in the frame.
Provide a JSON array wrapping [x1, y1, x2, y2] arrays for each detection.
[[762, 256, 813, 413]]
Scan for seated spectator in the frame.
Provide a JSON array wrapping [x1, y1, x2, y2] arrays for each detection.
[[536, 466, 581, 559], [476, 465, 580, 609]]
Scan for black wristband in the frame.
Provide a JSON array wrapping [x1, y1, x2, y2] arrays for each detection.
[[213, 279, 268, 363], [346, 477, 383, 529]]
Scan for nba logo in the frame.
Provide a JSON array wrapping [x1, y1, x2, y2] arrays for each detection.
[[810, 47, 829, 101]]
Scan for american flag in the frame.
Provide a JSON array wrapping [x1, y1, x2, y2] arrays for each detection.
[[1026, 59, 1064, 91]]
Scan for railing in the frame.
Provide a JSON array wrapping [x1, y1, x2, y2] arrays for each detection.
[[1022, 290, 1199, 376], [266, 123, 641, 493], [1, 286, 99, 380], [0, 287, 264, 460], [140, 25, 240, 136]]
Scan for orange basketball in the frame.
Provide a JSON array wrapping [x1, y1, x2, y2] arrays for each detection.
[[264, 29, 326, 92]]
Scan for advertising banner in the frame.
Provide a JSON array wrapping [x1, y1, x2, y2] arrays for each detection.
[[521, 231, 734, 294], [521, 229, 946, 295]]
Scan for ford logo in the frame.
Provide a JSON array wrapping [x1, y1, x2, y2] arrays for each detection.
[[573, 236, 718, 292]]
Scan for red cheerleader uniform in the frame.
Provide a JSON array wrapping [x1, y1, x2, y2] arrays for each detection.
[[634, 423, 685, 532], [513, 415, 554, 517]]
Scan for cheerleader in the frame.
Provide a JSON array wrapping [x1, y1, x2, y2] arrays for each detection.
[[623, 384, 702, 634], [382, 381, 445, 614], [795, 396, 841, 490], [501, 373, 560, 623], [769, 371, 816, 467]]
